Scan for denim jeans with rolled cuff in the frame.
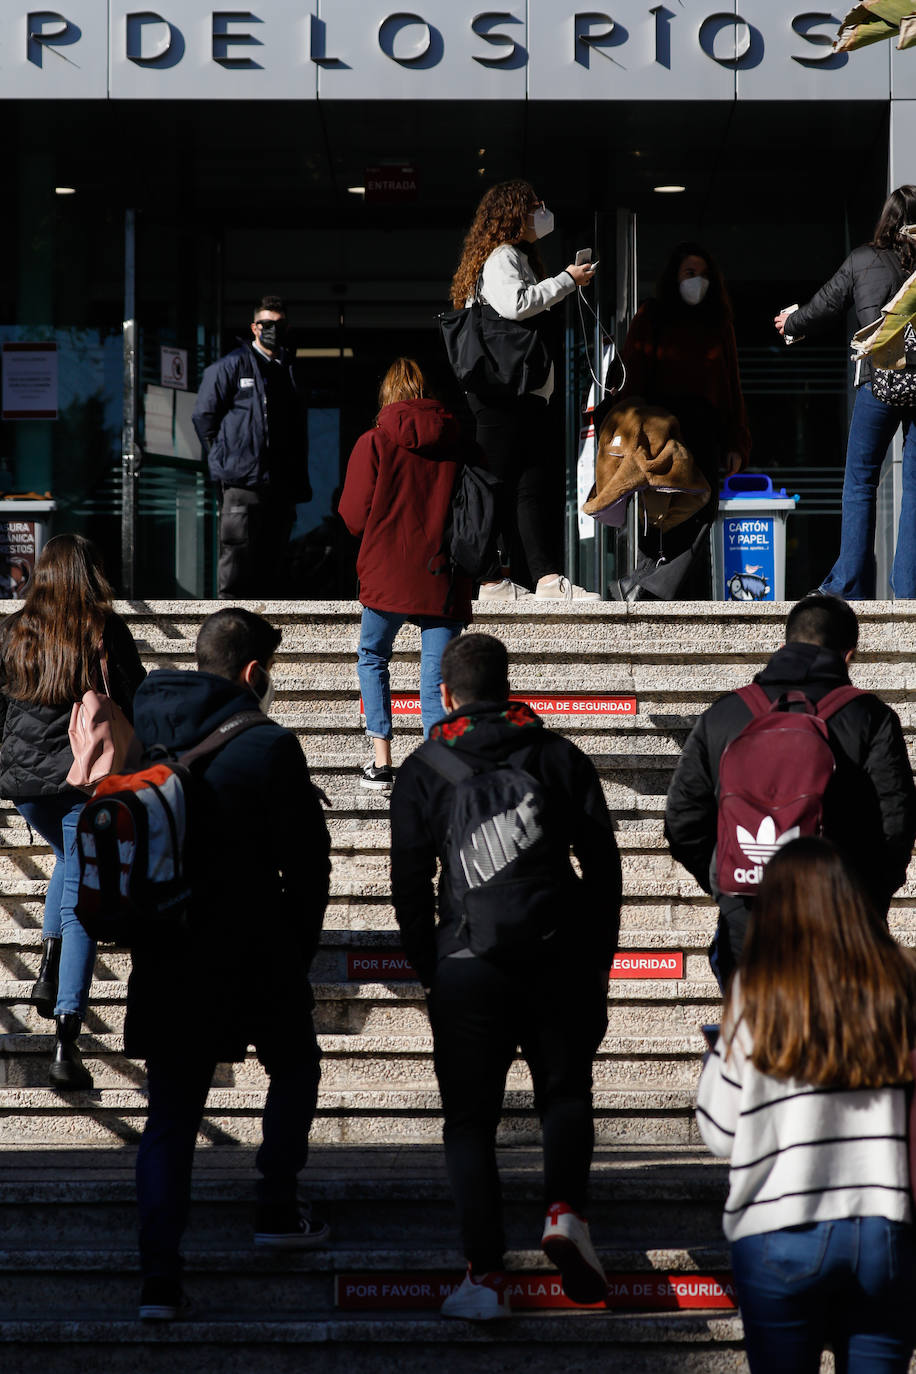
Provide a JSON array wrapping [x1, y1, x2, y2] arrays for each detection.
[[356, 606, 463, 742], [821, 383, 916, 600]]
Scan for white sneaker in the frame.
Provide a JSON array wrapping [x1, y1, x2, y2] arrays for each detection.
[[536, 576, 600, 602], [440, 1269, 511, 1320], [477, 578, 533, 601], [541, 1202, 607, 1305]]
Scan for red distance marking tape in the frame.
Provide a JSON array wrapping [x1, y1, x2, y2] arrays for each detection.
[[359, 693, 637, 716], [335, 1272, 736, 1312], [347, 951, 685, 982], [611, 952, 684, 980], [346, 952, 416, 981]]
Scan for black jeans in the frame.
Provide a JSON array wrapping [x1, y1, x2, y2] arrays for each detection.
[[218, 486, 296, 598], [710, 896, 753, 993], [467, 393, 559, 586], [428, 952, 608, 1271], [136, 1020, 321, 1280]]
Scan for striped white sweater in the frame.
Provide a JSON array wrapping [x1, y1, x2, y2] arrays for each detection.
[[696, 1012, 912, 1242]]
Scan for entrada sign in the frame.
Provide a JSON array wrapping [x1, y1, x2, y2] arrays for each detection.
[[0, 3, 896, 101]]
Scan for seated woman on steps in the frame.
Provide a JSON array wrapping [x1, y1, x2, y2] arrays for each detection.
[[338, 357, 473, 791], [0, 534, 145, 1089], [697, 837, 916, 1374]]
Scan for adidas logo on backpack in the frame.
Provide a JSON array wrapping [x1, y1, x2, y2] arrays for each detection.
[[716, 683, 864, 897], [75, 712, 269, 945]]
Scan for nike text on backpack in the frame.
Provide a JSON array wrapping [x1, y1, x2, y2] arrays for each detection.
[[74, 712, 270, 945], [418, 739, 574, 957], [715, 683, 864, 897]]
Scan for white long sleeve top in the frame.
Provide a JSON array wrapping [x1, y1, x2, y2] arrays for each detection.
[[696, 1005, 911, 1242], [469, 244, 576, 400]]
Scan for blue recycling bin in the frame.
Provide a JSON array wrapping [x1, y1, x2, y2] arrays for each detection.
[[711, 474, 798, 601]]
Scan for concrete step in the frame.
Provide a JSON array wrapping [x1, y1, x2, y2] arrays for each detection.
[[1, 1031, 708, 1091], [0, 1312, 751, 1373]]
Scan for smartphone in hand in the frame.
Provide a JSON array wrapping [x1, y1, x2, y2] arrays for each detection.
[[575, 248, 592, 266]]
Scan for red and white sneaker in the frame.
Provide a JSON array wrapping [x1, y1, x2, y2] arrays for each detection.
[[440, 1267, 511, 1320], [541, 1201, 608, 1305]]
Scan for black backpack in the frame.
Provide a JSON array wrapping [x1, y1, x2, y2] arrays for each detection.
[[418, 737, 575, 958], [429, 462, 501, 588]]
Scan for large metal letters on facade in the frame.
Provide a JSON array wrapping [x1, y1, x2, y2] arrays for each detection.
[[0, 1, 896, 98]]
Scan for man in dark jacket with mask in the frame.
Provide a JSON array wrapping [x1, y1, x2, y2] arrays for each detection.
[[665, 595, 916, 988], [192, 294, 310, 598], [390, 633, 621, 1320], [127, 607, 331, 1321]]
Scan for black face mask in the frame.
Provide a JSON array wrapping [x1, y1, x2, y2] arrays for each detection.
[[257, 320, 286, 350]]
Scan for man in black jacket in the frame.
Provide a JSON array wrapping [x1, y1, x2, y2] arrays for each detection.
[[127, 608, 331, 1321], [665, 596, 916, 988], [192, 294, 310, 598], [390, 633, 621, 1320]]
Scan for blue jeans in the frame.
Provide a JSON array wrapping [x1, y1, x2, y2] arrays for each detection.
[[17, 793, 96, 1018], [137, 1023, 321, 1279], [821, 384, 916, 599], [731, 1217, 916, 1373], [356, 607, 464, 741]]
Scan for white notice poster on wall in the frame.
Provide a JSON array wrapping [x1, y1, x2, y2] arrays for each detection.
[[160, 346, 189, 390], [1, 343, 58, 419]]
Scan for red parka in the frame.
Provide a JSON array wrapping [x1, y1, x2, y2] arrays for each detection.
[[338, 399, 473, 622]]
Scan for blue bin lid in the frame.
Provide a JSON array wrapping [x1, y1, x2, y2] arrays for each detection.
[[720, 472, 790, 500]]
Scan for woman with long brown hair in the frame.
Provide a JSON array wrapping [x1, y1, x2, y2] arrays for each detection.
[[0, 533, 145, 1087], [338, 358, 472, 789], [697, 837, 916, 1372], [450, 179, 597, 601]]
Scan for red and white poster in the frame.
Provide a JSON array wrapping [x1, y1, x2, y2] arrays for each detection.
[[336, 1271, 736, 1312], [611, 952, 684, 980]]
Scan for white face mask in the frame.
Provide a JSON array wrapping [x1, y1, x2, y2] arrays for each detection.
[[529, 205, 555, 239], [679, 276, 709, 307], [251, 664, 275, 715]]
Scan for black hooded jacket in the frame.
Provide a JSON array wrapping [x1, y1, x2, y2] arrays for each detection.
[[390, 700, 622, 986], [664, 641, 916, 913], [123, 668, 330, 1060], [785, 245, 907, 384]]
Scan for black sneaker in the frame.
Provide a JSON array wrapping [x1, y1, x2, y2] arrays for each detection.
[[139, 1277, 191, 1321], [360, 763, 394, 791], [254, 1208, 331, 1250]]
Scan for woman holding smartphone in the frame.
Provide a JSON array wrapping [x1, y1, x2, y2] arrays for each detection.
[[449, 179, 598, 601], [697, 837, 916, 1372]]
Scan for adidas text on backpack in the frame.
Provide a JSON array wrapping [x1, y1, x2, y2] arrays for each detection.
[[419, 738, 575, 958], [75, 712, 269, 945], [715, 683, 864, 897]]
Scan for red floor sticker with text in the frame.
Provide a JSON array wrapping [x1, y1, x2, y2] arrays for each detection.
[[335, 1272, 736, 1311]]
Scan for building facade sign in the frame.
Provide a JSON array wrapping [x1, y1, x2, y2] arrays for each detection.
[[0, 2, 895, 99]]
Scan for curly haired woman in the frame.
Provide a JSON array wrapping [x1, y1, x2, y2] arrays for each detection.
[[450, 179, 597, 601]]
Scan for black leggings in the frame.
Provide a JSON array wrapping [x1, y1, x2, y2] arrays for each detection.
[[468, 393, 560, 586], [429, 952, 607, 1271]]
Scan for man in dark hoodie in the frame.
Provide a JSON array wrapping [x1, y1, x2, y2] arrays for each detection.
[[665, 595, 916, 988], [192, 294, 310, 598], [126, 607, 331, 1321], [390, 633, 621, 1320]]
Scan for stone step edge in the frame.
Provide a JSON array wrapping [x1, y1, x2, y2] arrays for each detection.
[[0, 1087, 701, 1110], [0, 1313, 744, 1345], [0, 1246, 729, 1273], [0, 1033, 709, 1056], [0, 980, 725, 1001]]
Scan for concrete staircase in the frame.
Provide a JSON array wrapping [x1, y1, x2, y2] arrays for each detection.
[[0, 599, 913, 1370]]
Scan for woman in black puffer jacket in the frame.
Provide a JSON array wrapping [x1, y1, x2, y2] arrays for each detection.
[[0, 534, 145, 1088], [775, 185, 916, 599]]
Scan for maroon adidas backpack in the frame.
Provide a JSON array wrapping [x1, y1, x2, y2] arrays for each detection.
[[715, 683, 864, 897]]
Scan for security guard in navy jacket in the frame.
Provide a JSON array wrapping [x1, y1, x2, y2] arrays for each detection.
[[193, 294, 310, 598]]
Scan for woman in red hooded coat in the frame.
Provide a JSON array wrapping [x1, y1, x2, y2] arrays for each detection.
[[338, 358, 472, 790]]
